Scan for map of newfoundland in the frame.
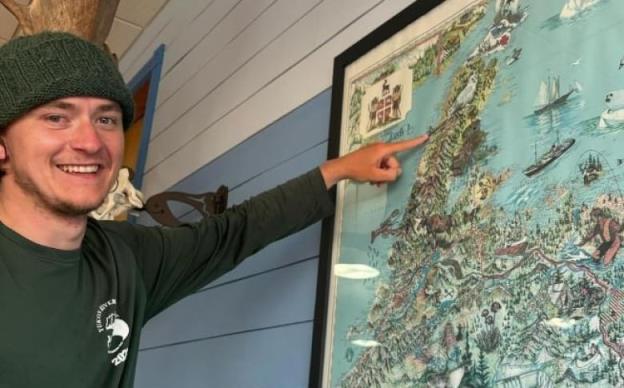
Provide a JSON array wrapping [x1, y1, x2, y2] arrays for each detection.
[[325, 0, 624, 386]]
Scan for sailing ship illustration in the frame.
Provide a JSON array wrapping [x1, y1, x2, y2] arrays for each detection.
[[578, 153, 603, 185], [524, 105, 575, 177], [534, 74, 577, 115]]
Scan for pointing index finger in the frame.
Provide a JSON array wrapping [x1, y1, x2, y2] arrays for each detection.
[[385, 134, 430, 154]]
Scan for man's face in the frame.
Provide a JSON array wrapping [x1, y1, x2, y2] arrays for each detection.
[[0, 97, 125, 216]]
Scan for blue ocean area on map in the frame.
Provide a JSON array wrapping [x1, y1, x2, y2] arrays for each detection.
[[329, 0, 624, 386]]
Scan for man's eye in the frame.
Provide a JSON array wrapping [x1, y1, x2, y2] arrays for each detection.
[[46, 114, 66, 123], [98, 117, 119, 126]]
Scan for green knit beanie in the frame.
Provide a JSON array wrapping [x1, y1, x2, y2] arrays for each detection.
[[0, 31, 134, 130]]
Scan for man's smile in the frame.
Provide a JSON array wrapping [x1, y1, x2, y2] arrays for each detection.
[[57, 164, 101, 174]]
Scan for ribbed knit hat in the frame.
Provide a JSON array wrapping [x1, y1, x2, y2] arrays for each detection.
[[0, 31, 134, 129]]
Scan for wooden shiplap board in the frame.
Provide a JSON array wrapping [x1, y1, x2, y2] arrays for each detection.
[[204, 223, 322, 288], [108, 18, 142, 58], [135, 322, 314, 388], [120, 0, 210, 77], [219, 142, 327, 213], [140, 258, 318, 349], [153, 0, 320, 124], [158, 0, 277, 86]]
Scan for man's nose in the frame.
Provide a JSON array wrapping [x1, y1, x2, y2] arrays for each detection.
[[70, 119, 104, 153]]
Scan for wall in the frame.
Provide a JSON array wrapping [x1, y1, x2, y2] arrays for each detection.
[[134, 89, 330, 387], [118, 0, 419, 386]]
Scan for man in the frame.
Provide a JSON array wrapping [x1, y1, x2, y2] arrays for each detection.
[[0, 32, 428, 387], [579, 207, 622, 265]]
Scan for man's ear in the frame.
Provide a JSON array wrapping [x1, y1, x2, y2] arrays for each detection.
[[0, 139, 6, 161]]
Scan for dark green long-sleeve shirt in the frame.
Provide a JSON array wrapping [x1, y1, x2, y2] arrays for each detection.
[[0, 168, 333, 388]]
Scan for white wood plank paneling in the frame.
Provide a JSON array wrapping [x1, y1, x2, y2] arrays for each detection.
[[159, 0, 274, 85], [107, 18, 142, 58], [143, 0, 380, 174], [153, 0, 320, 129], [120, 0, 209, 77]]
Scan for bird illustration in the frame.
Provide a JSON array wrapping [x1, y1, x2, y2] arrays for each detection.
[[450, 74, 478, 113], [571, 58, 581, 66], [619, 56, 624, 70]]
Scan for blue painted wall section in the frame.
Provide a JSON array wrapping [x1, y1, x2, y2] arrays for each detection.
[[134, 88, 332, 388]]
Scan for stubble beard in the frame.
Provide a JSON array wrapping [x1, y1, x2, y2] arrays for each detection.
[[14, 170, 106, 217]]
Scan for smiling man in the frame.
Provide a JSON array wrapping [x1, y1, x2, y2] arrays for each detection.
[[0, 97, 125, 250], [0, 32, 428, 387]]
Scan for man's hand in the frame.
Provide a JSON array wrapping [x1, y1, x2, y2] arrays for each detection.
[[320, 134, 429, 188]]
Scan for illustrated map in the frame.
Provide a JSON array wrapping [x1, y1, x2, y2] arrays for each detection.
[[327, 0, 624, 386]]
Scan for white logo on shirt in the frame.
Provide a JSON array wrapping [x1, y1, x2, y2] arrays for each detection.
[[95, 299, 130, 366]]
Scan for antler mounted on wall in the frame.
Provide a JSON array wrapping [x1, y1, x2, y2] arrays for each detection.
[[0, 0, 120, 47]]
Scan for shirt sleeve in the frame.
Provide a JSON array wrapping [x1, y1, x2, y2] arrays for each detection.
[[102, 168, 334, 320]]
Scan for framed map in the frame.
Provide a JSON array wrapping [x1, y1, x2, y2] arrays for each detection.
[[312, 0, 624, 386]]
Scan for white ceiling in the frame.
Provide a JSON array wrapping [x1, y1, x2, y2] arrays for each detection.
[[0, 0, 169, 59]]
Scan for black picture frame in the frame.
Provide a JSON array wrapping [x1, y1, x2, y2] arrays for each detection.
[[310, 1, 445, 386]]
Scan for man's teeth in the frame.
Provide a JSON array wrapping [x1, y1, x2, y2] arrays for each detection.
[[59, 165, 99, 173]]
